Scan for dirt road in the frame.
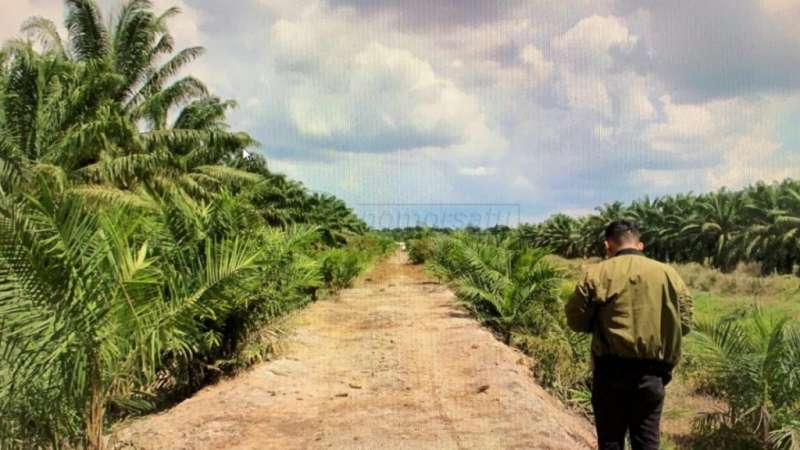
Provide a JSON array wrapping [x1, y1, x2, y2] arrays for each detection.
[[116, 250, 596, 450]]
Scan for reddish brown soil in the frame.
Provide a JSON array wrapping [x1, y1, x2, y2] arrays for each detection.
[[114, 250, 596, 450]]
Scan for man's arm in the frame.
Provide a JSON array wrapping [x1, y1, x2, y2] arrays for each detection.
[[565, 272, 596, 333], [676, 278, 693, 336]]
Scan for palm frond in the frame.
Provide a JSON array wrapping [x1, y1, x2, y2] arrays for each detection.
[[134, 46, 205, 102], [65, 0, 109, 61], [69, 184, 158, 211], [21, 16, 66, 57]]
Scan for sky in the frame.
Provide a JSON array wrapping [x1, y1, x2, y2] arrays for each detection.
[[4, 0, 800, 226]]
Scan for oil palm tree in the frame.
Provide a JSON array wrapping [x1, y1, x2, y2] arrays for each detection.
[[4, 1, 253, 194], [23, 0, 205, 110], [741, 182, 799, 275], [536, 214, 584, 258], [657, 193, 699, 263], [304, 193, 368, 246], [0, 173, 266, 449], [690, 314, 800, 449], [581, 201, 629, 257], [682, 189, 746, 271], [426, 235, 561, 342], [628, 196, 667, 259]]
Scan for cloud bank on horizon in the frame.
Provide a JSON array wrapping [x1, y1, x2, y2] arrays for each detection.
[[4, 0, 800, 222]]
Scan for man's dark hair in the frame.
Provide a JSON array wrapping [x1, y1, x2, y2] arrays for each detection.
[[604, 219, 641, 244]]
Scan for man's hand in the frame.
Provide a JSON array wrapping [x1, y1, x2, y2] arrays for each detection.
[[565, 272, 596, 333]]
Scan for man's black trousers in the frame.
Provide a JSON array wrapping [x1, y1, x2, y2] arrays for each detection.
[[591, 357, 672, 450]]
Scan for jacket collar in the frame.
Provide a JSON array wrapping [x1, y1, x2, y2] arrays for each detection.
[[614, 248, 644, 257]]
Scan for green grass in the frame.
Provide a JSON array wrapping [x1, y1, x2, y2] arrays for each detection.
[[691, 287, 800, 323]]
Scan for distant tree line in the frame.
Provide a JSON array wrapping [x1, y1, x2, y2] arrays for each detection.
[[389, 179, 800, 275], [520, 179, 800, 274]]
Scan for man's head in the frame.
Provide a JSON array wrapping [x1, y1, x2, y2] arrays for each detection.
[[604, 219, 644, 257]]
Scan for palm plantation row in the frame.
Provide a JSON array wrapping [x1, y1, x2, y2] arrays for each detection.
[[514, 179, 800, 275], [408, 232, 800, 449], [0, 1, 392, 448]]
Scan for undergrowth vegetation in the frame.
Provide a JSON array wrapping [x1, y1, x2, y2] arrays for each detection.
[[320, 235, 395, 290], [687, 315, 800, 449], [419, 233, 593, 409]]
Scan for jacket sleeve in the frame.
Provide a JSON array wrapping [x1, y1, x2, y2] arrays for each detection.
[[565, 271, 596, 333], [676, 277, 693, 336]]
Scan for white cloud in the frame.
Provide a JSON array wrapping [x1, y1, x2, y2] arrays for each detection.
[[637, 94, 800, 192], [555, 69, 613, 117], [438, 18, 532, 58], [617, 74, 657, 123], [271, 16, 355, 72], [512, 175, 533, 189], [760, 0, 800, 16], [255, 0, 320, 18], [707, 133, 782, 189], [268, 10, 493, 153], [459, 166, 496, 176], [630, 168, 707, 191], [287, 42, 484, 151], [760, 0, 800, 43], [519, 44, 554, 82], [150, 0, 203, 46], [593, 124, 616, 141], [642, 95, 718, 152], [549, 16, 652, 123], [268, 148, 459, 204], [552, 15, 638, 71]]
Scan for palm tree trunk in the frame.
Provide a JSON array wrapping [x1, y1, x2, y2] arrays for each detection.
[[761, 403, 770, 450], [86, 363, 105, 450]]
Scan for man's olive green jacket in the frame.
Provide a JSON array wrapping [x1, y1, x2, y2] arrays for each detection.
[[565, 249, 693, 366]]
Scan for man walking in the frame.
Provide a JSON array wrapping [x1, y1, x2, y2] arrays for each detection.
[[565, 220, 693, 450]]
